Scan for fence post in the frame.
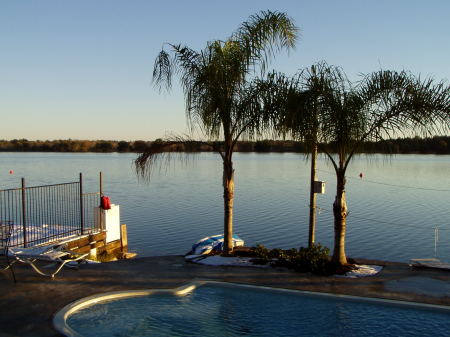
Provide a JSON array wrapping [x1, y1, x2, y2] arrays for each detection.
[[21, 178, 27, 247], [99, 171, 103, 200], [79, 173, 84, 235]]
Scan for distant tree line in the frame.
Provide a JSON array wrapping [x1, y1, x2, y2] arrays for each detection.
[[361, 136, 450, 154], [0, 136, 448, 154]]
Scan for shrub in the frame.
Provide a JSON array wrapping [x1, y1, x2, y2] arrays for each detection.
[[290, 244, 330, 274], [251, 243, 332, 275]]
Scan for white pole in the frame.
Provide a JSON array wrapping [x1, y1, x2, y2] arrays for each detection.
[[434, 226, 439, 257]]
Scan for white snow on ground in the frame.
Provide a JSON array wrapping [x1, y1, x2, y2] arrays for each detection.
[[187, 255, 269, 268], [187, 255, 383, 277], [335, 264, 383, 278], [8, 223, 78, 246], [66, 259, 100, 267]]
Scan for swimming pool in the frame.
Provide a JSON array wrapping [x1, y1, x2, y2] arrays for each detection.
[[54, 281, 450, 337]]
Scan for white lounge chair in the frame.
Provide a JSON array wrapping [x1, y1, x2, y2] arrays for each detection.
[[8, 244, 88, 278]]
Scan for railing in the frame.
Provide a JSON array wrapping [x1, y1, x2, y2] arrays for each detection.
[[0, 173, 102, 248]]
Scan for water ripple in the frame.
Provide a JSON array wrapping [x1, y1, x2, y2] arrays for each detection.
[[1, 152, 449, 262]]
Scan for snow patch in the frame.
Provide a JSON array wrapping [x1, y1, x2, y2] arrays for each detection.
[[8, 223, 78, 247], [336, 264, 383, 278], [187, 255, 383, 277], [188, 255, 269, 268]]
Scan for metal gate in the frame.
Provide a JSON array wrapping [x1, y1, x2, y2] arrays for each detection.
[[0, 173, 101, 247]]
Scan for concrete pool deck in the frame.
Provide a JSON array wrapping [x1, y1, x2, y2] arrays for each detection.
[[1, 256, 450, 336]]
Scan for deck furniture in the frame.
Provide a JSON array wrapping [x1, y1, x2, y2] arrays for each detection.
[[8, 244, 88, 278], [1, 222, 17, 283]]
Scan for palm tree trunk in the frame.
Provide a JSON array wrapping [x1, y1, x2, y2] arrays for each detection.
[[308, 143, 318, 247], [222, 158, 234, 256], [332, 169, 348, 265]]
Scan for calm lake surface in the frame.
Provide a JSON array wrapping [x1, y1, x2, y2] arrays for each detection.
[[1, 152, 449, 262]]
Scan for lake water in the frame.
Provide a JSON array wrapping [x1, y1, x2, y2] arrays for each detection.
[[0, 152, 449, 262]]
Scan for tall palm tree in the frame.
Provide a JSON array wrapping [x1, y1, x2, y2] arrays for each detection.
[[136, 11, 298, 255], [273, 62, 339, 247], [276, 63, 449, 265]]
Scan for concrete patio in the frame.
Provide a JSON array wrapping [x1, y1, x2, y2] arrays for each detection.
[[1, 256, 450, 336]]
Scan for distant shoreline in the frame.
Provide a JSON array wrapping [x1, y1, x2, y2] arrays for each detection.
[[0, 136, 449, 154]]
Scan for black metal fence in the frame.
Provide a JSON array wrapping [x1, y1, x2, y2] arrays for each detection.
[[0, 173, 101, 247]]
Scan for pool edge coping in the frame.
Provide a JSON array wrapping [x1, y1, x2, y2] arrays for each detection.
[[53, 279, 450, 337]]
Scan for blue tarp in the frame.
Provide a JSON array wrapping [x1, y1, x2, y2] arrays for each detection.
[[191, 234, 244, 255]]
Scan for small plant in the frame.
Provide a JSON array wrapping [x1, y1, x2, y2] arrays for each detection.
[[291, 244, 330, 274], [251, 243, 333, 275], [251, 244, 271, 265]]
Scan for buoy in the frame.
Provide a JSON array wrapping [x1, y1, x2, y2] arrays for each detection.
[[9, 170, 13, 174], [359, 172, 363, 179]]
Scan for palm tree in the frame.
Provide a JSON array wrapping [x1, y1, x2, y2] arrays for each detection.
[[136, 11, 298, 255], [273, 62, 339, 248], [276, 63, 449, 265]]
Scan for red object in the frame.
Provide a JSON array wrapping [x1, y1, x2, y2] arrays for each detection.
[[9, 170, 13, 174], [100, 196, 111, 210], [359, 172, 363, 179]]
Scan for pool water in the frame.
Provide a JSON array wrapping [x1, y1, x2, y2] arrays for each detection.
[[65, 283, 450, 337]]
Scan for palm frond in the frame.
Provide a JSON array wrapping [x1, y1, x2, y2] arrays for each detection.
[[359, 70, 450, 142], [233, 10, 298, 74], [147, 10, 298, 174], [152, 48, 173, 92], [135, 136, 223, 181], [272, 62, 449, 172]]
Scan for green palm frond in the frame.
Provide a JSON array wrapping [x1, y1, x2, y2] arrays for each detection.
[[268, 62, 449, 172], [134, 137, 222, 180], [149, 10, 298, 149], [358, 70, 450, 142], [234, 10, 298, 74], [153, 49, 173, 92]]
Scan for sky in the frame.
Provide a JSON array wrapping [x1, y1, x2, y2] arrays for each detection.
[[1, 0, 449, 141]]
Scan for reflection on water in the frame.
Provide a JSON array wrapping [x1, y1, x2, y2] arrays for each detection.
[[67, 284, 450, 337], [1, 152, 449, 262]]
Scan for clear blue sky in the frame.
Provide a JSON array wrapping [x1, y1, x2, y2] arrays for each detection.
[[1, 0, 449, 141]]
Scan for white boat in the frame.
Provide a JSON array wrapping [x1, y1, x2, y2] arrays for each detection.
[[186, 234, 244, 257]]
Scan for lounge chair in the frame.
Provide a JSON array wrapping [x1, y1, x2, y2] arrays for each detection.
[[7, 244, 88, 279], [1, 222, 16, 283]]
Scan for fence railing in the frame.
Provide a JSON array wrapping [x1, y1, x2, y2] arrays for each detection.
[[0, 173, 102, 248]]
